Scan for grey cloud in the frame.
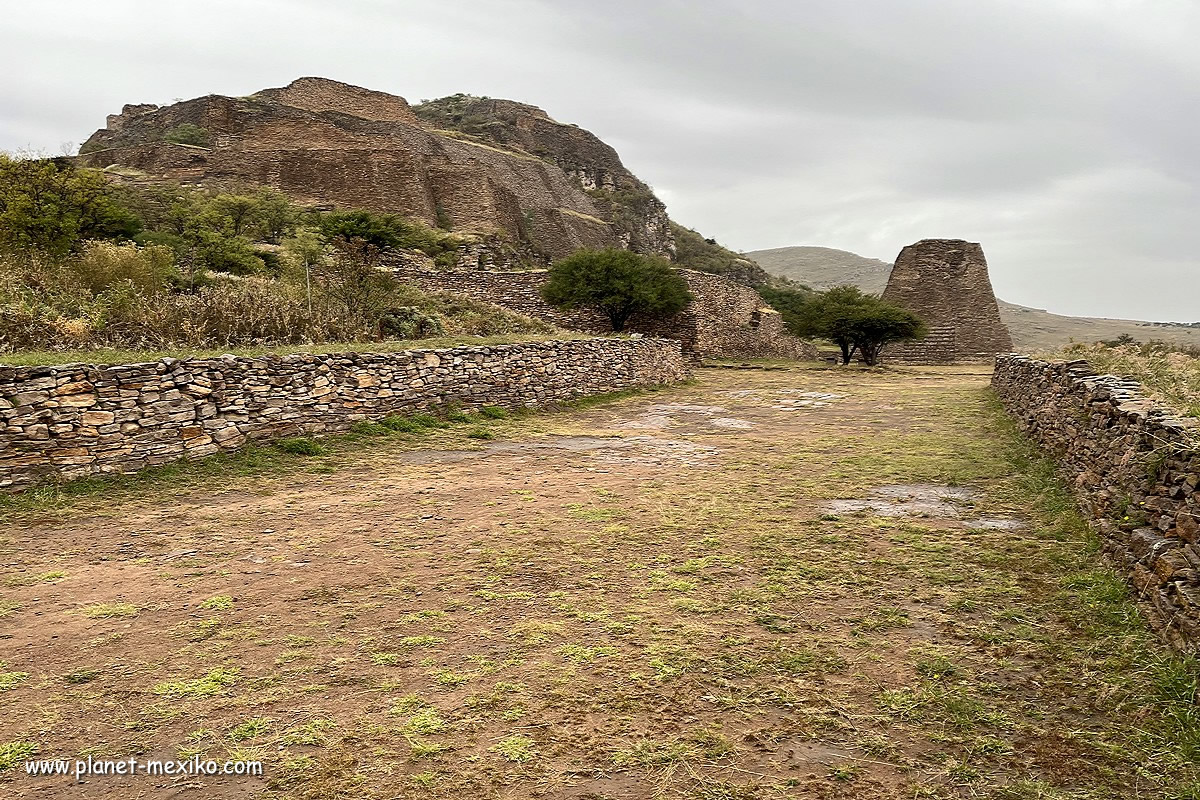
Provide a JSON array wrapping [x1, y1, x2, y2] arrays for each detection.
[[1, 0, 1197, 320]]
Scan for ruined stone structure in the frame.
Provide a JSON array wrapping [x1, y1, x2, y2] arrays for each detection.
[[993, 355, 1200, 652], [0, 338, 688, 492], [77, 78, 671, 262], [391, 266, 815, 362], [412, 95, 673, 256], [882, 239, 1013, 364]]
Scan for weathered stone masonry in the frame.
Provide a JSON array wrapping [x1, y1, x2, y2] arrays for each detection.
[[883, 239, 1013, 364], [993, 355, 1200, 651], [0, 338, 688, 492], [391, 266, 816, 362]]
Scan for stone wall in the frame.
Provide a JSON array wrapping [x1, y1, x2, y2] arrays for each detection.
[[992, 354, 1200, 651], [390, 266, 816, 362], [883, 239, 1013, 364], [0, 338, 688, 492]]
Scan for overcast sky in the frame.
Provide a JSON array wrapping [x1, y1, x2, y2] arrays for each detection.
[[3, 0, 1198, 320]]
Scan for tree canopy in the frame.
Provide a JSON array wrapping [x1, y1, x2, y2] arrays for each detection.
[[540, 248, 691, 332], [0, 156, 141, 255], [784, 285, 925, 366]]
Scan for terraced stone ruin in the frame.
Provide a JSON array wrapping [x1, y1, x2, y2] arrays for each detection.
[[78, 77, 670, 262], [882, 238, 1014, 364], [76, 77, 807, 362]]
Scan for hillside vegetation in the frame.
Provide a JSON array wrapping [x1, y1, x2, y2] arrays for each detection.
[[0, 156, 553, 355]]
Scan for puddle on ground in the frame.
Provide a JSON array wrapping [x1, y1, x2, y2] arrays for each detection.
[[619, 403, 753, 431], [397, 435, 719, 468], [825, 484, 1028, 529], [826, 484, 980, 518]]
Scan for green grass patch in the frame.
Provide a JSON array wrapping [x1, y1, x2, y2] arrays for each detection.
[[153, 668, 239, 699], [199, 595, 234, 611], [82, 602, 138, 619], [490, 734, 535, 763], [0, 671, 29, 692], [275, 437, 327, 456], [0, 740, 37, 771]]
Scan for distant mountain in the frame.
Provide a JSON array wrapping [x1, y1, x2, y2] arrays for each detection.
[[745, 245, 1200, 352], [748, 246, 892, 294]]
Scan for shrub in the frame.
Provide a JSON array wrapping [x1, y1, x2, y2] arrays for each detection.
[[380, 306, 445, 340], [541, 248, 691, 331], [350, 421, 390, 436], [73, 240, 176, 294], [479, 406, 508, 419], [163, 124, 211, 147], [788, 285, 926, 366], [380, 416, 422, 433], [317, 209, 460, 259]]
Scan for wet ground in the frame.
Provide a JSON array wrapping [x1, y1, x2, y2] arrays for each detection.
[[0, 365, 1188, 799]]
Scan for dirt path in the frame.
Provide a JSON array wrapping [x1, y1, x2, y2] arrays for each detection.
[[0, 366, 1192, 799]]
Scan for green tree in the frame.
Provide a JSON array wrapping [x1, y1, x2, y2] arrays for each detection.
[[163, 124, 211, 147], [209, 193, 258, 237], [541, 248, 691, 332], [314, 239, 399, 335], [756, 284, 814, 334], [0, 155, 141, 255], [791, 285, 925, 366], [282, 227, 327, 315], [249, 189, 297, 243], [317, 209, 453, 257]]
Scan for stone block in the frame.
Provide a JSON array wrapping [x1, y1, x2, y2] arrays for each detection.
[[80, 410, 116, 426]]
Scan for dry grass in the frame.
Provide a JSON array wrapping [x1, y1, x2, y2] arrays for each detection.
[[0, 332, 591, 367], [1054, 342, 1200, 418]]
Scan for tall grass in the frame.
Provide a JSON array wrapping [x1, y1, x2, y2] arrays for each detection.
[[0, 242, 552, 356], [1057, 342, 1200, 418]]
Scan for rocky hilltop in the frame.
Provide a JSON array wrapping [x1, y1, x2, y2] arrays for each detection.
[[77, 77, 673, 262], [411, 95, 672, 256]]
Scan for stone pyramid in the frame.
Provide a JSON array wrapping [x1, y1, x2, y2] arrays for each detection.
[[881, 239, 1013, 363]]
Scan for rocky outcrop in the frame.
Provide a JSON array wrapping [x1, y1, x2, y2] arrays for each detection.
[[77, 78, 672, 262], [412, 94, 673, 257], [993, 355, 1200, 652], [882, 239, 1013, 364], [0, 338, 689, 492]]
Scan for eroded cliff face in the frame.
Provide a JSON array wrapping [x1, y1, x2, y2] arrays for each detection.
[[77, 78, 671, 262], [411, 94, 674, 257]]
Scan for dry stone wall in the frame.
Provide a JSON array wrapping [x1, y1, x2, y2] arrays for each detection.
[[0, 338, 688, 492], [993, 354, 1200, 651], [391, 266, 815, 362]]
